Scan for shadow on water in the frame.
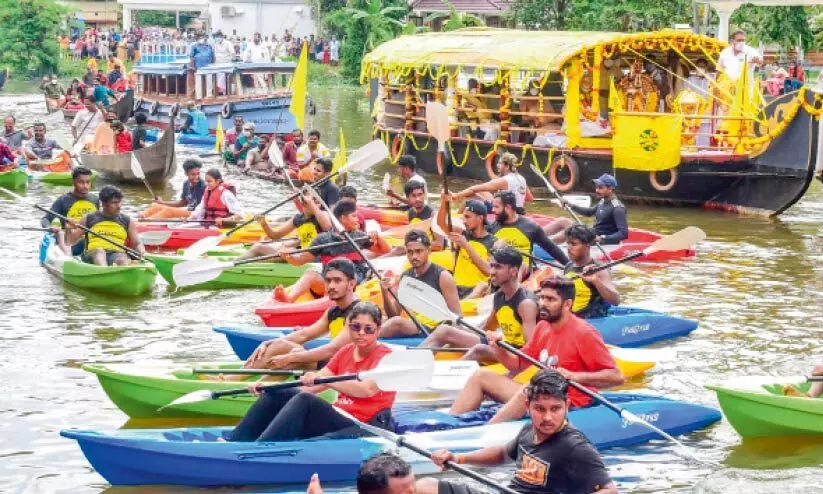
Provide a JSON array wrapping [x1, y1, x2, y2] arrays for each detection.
[[724, 436, 823, 470]]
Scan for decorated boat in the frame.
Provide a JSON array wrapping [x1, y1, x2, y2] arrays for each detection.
[[362, 29, 823, 216]]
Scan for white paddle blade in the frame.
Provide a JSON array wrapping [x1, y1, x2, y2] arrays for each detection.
[[427, 361, 479, 391], [268, 141, 285, 169], [53, 133, 74, 153], [609, 346, 675, 364], [172, 258, 234, 287], [183, 235, 224, 259], [398, 277, 456, 325], [0, 187, 26, 201], [159, 389, 214, 410], [644, 226, 705, 255], [359, 350, 435, 392], [382, 172, 391, 193], [130, 154, 146, 180], [365, 219, 382, 234], [138, 230, 172, 246], [550, 195, 591, 209], [344, 140, 389, 173], [425, 101, 450, 147]]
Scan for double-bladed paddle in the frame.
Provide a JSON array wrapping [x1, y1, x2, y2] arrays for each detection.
[[426, 101, 453, 232], [183, 139, 389, 259], [160, 350, 434, 410]]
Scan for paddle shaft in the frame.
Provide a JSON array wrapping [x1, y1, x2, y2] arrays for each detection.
[[523, 252, 564, 270], [213, 373, 357, 398], [193, 368, 304, 376], [34, 204, 144, 260], [807, 376, 823, 382], [233, 237, 370, 266]]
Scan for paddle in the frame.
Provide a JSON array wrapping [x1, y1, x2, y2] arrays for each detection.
[[397, 276, 716, 466], [193, 368, 305, 376], [528, 163, 613, 262], [333, 407, 520, 494], [426, 101, 453, 232], [806, 376, 823, 382], [183, 139, 389, 259], [172, 237, 371, 287], [130, 154, 158, 199], [160, 350, 434, 410], [0, 226, 52, 232]]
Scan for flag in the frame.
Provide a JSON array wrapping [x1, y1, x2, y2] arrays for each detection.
[[612, 114, 683, 171], [608, 77, 623, 113], [289, 41, 308, 130], [331, 127, 346, 174], [214, 116, 224, 153]]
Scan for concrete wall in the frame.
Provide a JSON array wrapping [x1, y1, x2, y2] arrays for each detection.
[[208, 0, 315, 39]]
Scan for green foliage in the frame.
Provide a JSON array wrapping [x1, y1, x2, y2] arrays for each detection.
[[425, 2, 485, 31], [134, 10, 200, 28], [402, 21, 431, 35], [509, 0, 690, 31], [508, 0, 573, 29], [731, 5, 812, 52], [0, 0, 65, 77]]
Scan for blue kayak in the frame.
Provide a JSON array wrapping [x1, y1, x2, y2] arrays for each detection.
[[214, 306, 696, 359], [61, 393, 720, 486], [142, 129, 216, 147]]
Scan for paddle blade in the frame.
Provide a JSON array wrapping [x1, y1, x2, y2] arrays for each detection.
[[382, 172, 391, 193], [159, 389, 215, 410], [42, 110, 65, 126], [53, 133, 74, 154], [172, 258, 233, 287], [550, 195, 591, 209], [343, 140, 388, 173], [425, 101, 450, 147], [644, 226, 705, 255], [138, 230, 172, 247], [398, 276, 456, 325], [0, 187, 26, 201], [360, 350, 435, 392], [183, 235, 224, 259], [130, 154, 146, 180], [268, 140, 285, 169]]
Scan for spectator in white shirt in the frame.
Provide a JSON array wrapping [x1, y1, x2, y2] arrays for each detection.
[[717, 30, 763, 82]]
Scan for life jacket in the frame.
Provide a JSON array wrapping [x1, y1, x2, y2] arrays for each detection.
[[326, 300, 359, 338], [202, 183, 237, 221], [85, 211, 129, 253], [453, 230, 496, 291], [563, 261, 610, 319], [492, 287, 534, 347]]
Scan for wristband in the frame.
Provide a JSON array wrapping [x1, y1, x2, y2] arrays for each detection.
[[455, 454, 466, 464]]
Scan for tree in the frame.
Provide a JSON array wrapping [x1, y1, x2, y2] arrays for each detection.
[[508, 0, 573, 30], [134, 10, 200, 29], [0, 0, 65, 77], [509, 0, 691, 32], [731, 5, 812, 52], [425, 2, 485, 31]]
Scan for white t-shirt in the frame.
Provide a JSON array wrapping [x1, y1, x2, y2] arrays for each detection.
[[189, 189, 243, 220], [296, 143, 330, 164], [503, 172, 528, 208], [718, 44, 761, 81], [214, 39, 235, 63], [71, 109, 103, 144], [243, 43, 269, 63]]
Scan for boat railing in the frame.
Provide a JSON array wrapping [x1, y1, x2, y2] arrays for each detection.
[[137, 41, 191, 65]]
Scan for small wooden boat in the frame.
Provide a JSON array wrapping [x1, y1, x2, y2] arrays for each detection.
[[0, 68, 8, 91], [80, 112, 176, 183], [47, 91, 133, 123]]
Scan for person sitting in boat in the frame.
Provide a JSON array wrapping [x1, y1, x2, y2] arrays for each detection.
[[92, 78, 116, 107], [542, 174, 628, 245], [40, 167, 99, 255], [231, 122, 259, 165], [68, 185, 145, 267], [110, 120, 132, 153], [41, 75, 66, 108], [312, 157, 340, 208], [188, 168, 243, 227], [131, 113, 149, 151], [141, 159, 205, 220], [233, 188, 331, 262], [385, 154, 427, 207], [71, 97, 103, 151], [380, 229, 461, 338], [295, 129, 330, 182], [179, 100, 209, 136], [339, 185, 367, 230], [783, 364, 823, 398], [231, 301, 395, 442], [389, 181, 444, 256], [458, 78, 487, 139], [561, 225, 621, 319], [107, 65, 124, 90], [282, 128, 304, 176], [241, 134, 271, 174], [449, 152, 532, 214], [418, 370, 618, 494], [447, 276, 624, 422], [24, 122, 62, 163], [65, 79, 87, 105], [222, 115, 245, 164], [273, 200, 390, 303], [0, 141, 20, 170], [435, 198, 495, 299], [3, 116, 32, 154]]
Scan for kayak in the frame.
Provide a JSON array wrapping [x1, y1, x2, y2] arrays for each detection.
[[39, 235, 157, 296], [30, 169, 98, 186], [0, 168, 28, 189], [135, 222, 268, 250], [61, 393, 721, 486], [177, 133, 216, 147], [145, 253, 315, 289], [705, 376, 823, 438], [211, 326, 657, 378]]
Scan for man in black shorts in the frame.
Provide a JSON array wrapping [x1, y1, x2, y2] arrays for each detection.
[[418, 370, 618, 494]]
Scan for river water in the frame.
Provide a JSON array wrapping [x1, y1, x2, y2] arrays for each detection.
[[1, 84, 822, 494]]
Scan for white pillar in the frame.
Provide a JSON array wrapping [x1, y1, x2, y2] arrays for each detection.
[[710, 2, 742, 42], [123, 6, 132, 31], [176, 10, 180, 28]]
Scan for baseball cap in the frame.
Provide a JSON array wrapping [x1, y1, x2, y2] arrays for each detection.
[[592, 173, 617, 188], [464, 199, 487, 216]]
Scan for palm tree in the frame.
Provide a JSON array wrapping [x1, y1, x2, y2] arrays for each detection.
[[425, 1, 485, 32], [344, 0, 408, 53]]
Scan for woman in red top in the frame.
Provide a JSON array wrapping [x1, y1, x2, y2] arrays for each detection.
[[111, 121, 132, 153], [785, 60, 806, 93], [230, 301, 396, 441]]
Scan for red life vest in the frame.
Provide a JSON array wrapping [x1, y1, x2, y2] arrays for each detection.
[[202, 183, 236, 220]]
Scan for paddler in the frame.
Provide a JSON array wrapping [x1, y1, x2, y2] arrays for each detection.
[[272, 200, 390, 303], [70, 96, 103, 145], [435, 197, 495, 299], [312, 157, 339, 208], [388, 181, 444, 254], [187, 168, 243, 227], [446, 276, 623, 421], [295, 129, 330, 181], [783, 364, 823, 398], [418, 370, 618, 494], [542, 173, 628, 245], [449, 152, 532, 213], [562, 224, 621, 318], [379, 229, 461, 338], [233, 187, 331, 262], [140, 159, 205, 219], [40, 166, 99, 256], [231, 301, 396, 441], [179, 100, 209, 136], [385, 154, 428, 206], [420, 247, 538, 361], [490, 190, 569, 271], [2, 115, 32, 154], [67, 185, 146, 266]]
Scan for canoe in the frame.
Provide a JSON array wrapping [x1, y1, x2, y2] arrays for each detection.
[[31, 169, 98, 186], [146, 253, 314, 289], [47, 91, 133, 122], [61, 393, 721, 486], [0, 168, 28, 189], [28, 152, 99, 185], [705, 376, 823, 438], [40, 234, 157, 296], [80, 110, 175, 183], [135, 222, 269, 251], [211, 326, 657, 378]]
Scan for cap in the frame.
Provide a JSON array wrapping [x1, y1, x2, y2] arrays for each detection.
[[592, 173, 617, 188], [464, 199, 487, 216]]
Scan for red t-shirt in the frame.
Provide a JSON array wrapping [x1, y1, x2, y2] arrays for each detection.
[[283, 141, 299, 169], [325, 343, 396, 422], [520, 316, 617, 408], [115, 132, 133, 153]]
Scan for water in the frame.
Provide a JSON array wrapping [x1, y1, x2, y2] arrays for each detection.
[[1, 86, 823, 493]]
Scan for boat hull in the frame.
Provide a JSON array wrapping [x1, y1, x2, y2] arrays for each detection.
[[0, 169, 28, 189], [146, 253, 311, 289]]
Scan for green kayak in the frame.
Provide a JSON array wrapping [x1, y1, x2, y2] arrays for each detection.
[[0, 168, 28, 189], [706, 376, 823, 438], [83, 362, 336, 420], [146, 253, 312, 289], [32, 170, 97, 186]]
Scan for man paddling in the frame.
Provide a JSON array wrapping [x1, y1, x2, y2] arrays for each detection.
[[435, 198, 495, 299], [491, 191, 568, 271], [418, 247, 538, 362], [446, 276, 623, 422], [140, 159, 206, 219], [312, 157, 340, 209], [563, 225, 621, 318], [380, 229, 461, 338], [450, 152, 531, 213], [386, 154, 428, 206], [41, 167, 100, 256], [542, 174, 628, 245], [418, 370, 618, 494], [388, 181, 443, 255], [24, 122, 62, 162]]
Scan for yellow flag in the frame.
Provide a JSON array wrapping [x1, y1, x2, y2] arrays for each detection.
[[608, 77, 623, 113], [332, 127, 346, 174], [612, 114, 683, 171], [289, 41, 308, 130], [214, 116, 224, 153]]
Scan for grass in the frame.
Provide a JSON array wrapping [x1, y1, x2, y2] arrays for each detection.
[[57, 56, 135, 81]]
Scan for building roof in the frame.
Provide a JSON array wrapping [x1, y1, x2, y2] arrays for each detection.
[[409, 0, 512, 14]]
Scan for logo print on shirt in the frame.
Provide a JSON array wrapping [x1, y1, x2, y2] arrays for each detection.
[[515, 451, 549, 486]]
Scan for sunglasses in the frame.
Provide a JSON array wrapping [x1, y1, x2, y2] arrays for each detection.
[[349, 322, 378, 334]]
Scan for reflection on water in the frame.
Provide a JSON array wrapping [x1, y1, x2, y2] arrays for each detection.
[[2, 86, 823, 493]]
